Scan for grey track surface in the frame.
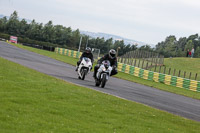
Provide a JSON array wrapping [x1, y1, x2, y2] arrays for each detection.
[[1, 41, 200, 122]]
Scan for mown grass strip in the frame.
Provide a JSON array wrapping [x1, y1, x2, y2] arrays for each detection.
[[1, 56, 200, 132], [9, 43, 200, 100]]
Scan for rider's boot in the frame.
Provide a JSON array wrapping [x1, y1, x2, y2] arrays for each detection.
[[93, 71, 96, 79], [75, 66, 78, 71]]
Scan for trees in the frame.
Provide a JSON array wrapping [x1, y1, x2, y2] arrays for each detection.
[[155, 36, 177, 57], [184, 40, 194, 52], [0, 11, 143, 55], [18, 19, 29, 37], [194, 46, 200, 58], [4, 11, 199, 57], [155, 34, 200, 58], [0, 17, 7, 32], [104, 38, 113, 53], [45, 21, 56, 43], [6, 11, 20, 36]]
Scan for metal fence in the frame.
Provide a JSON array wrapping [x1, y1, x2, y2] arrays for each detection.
[[118, 50, 164, 69], [148, 65, 200, 81], [117, 50, 199, 81], [117, 63, 200, 92]]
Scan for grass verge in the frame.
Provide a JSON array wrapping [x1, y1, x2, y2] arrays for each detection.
[[1, 57, 200, 132], [8, 43, 200, 100]]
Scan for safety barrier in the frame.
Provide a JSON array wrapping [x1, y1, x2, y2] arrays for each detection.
[[55, 47, 200, 92], [55, 47, 82, 59], [117, 63, 200, 92]]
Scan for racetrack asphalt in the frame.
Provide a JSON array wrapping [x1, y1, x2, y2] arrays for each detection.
[[0, 41, 200, 122]]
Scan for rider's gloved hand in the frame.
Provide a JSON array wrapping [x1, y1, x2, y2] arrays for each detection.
[[112, 65, 117, 69]]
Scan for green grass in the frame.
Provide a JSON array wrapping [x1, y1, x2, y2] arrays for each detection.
[[164, 57, 200, 73], [119, 57, 200, 81], [1, 57, 200, 132], [162, 58, 200, 80], [114, 73, 200, 99], [10, 43, 200, 100], [146, 58, 200, 81]]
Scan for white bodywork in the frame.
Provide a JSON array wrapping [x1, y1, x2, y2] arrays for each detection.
[[96, 61, 112, 80], [77, 57, 92, 79]]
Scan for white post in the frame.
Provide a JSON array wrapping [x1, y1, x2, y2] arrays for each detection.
[[78, 36, 82, 52], [97, 49, 100, 59]]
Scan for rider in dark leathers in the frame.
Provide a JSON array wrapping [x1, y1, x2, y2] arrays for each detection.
[[76, 47, 94, 71], [93, 49, 118, 78]]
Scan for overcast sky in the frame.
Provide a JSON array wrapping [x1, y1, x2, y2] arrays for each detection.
[[0, 0, 200, 45]]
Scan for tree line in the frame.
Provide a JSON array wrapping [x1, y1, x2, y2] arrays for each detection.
[[0, 11, 140, 56], [1, 11, 200, 57], [155, 34, 200, 57]]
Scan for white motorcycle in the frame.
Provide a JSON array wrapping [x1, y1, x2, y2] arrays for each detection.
[[95, 60, 112, 88], [77, 57, 92, 80]]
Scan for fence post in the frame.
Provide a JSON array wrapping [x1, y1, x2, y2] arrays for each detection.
[[178, 70, 181, 77], [146, 62, 149, 70], [128, 52, 130, 64], [150, 62, 153, 71], [138, 59, 141, 67], [155, 56, 158, 67], [159, 66, 161, 73], [195, 73, 198, 80], [184, 71, 186, 78], [158, 55, 161, 65], [189, 72, 192, 79], [151, 52, 153, 64], [142, 59, 144, 68], [134, 59, 137, 66], [131, 59, 133, 66], [173, 69, 176, 76], [154, 65, 157, 72], [133, 51, 136, 59], [168, 68, 171, 75], [164, 67, 166, 74]]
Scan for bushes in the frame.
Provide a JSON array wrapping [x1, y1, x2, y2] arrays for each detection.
[[0, 33, 10, 40]]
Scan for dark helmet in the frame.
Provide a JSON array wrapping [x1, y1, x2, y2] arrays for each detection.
[[85, 47, 91, 53], [109, 49, 116, 59]]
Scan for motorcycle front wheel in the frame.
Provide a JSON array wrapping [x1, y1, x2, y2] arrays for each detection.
[[81, 69, 87, 80], [101, 74, 107, 88]]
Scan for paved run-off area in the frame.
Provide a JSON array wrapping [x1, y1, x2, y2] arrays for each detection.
[[0, 41, 200, 122]]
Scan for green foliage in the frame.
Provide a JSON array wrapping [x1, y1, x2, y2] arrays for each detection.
[[162, 57, 200, 81], [11, 43, 200, 100], [184, 40, 194, 51], [155, 34, 200, 58], [1, 56, 200, 132], [3, 11, 199, 58], [194, 46, 200, 57], [0, 33, 10, 40], [0, 11, 143, 55]]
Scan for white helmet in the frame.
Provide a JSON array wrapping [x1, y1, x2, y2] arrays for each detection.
[[109, 49, 116, 59], [85, 47, 91, 53]]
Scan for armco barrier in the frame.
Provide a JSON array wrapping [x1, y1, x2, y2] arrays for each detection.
[[117, 64, 200, 92], [55, 47, 82, 59], [55, 47, 200, 92]]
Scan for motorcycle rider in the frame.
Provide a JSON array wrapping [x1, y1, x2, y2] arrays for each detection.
[[76, 47, 94, 71], [93, 49, 118, 78]]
